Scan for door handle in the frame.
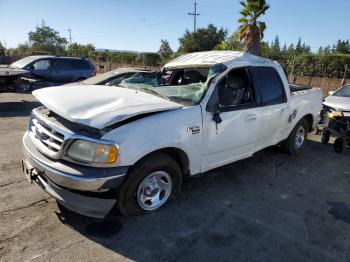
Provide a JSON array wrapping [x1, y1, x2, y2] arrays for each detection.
[[281, 107, 288, 113], [245, 114, 257, 121]]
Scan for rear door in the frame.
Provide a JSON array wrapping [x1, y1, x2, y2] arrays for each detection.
[[52, 59, 73, 83], [70, 59, 92, 81], [249, 66, 290, 149]]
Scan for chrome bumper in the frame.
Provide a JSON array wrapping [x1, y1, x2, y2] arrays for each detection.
[[22, 132, 129, 218], [22, 160, 117, 218], [22, 132, 128, 191]]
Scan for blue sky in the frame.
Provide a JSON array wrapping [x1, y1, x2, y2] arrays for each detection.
[[0, 0, 349, 52]]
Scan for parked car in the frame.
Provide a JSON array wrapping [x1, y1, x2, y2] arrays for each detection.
[[66, 68, 154, 86], [1, 55, 96, 91], [323, 84, 350, 111], [22, 51, 322, 218]]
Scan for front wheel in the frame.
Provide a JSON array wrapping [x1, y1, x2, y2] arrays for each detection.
[[282, 119, 308, 156], [117, 153, 182, 216], [16, 82, 32, 93]]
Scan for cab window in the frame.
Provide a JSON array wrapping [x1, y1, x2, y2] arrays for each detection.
[[218, 67, 255, 108], [250, 67, 286, 105]]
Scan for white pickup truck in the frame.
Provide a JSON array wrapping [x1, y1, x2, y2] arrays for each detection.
[[22, 51, 322, 218]]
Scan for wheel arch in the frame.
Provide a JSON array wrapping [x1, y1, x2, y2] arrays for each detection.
[[303, 114, 314, 132], [132, 147, 190, 176]]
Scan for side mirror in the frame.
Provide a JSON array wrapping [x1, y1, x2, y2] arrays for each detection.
[[328, 91, 335, 96], [206, 86, 222, 124], [213, 110, 222, 124]]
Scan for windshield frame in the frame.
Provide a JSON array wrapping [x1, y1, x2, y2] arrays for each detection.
[[10, 56, 41, 69], [334, 85, 350, 98]]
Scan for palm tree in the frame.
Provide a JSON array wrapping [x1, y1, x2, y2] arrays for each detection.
[[238, 0, 270, 56]]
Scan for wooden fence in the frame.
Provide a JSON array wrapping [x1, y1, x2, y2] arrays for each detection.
[[92, 61, 160, 73], [291, 76, 350, 97]]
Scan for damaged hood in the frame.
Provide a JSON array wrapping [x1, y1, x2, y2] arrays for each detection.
[[0, 67, 29, 76], [32, 85, 183, 129], [323, 96, 350, 111]]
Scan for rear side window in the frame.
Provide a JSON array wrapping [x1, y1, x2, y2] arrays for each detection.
[[250, 67, 286, 105], [54, 60, 69, 70], [69, 59, 91, 69]]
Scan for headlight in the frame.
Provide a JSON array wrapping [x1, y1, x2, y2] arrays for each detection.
[[66, 139, 118, 164]]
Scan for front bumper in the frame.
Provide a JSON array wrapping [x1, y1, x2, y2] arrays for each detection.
[[22, 132, 128, 218]]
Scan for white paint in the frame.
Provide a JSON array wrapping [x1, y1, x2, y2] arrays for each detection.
[[323, 95, 350, 111], [32, 51, 322, 176], [163, 51, 270, 69], [0, 67, 29, 76], [32, 85, 183, 129]]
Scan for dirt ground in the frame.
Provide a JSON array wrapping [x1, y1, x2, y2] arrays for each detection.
[[1, 92, 350, 262]]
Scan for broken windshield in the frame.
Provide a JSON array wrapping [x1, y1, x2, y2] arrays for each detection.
[[119, 63, 227, 105]]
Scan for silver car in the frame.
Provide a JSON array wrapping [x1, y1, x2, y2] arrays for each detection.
[[324, 84, 350, 111], [69, 68, 153, 86]]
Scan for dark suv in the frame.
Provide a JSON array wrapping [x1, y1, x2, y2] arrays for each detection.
[[10, 55, 96, 83]]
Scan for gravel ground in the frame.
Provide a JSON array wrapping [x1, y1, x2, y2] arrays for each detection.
[[1, 92, 350, 262]]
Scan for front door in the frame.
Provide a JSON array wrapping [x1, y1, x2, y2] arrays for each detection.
[[30, 59, 53, 80], [201, 67, 261, 172]]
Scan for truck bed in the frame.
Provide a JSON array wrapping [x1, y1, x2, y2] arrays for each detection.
[[289, 84, 313, 93]]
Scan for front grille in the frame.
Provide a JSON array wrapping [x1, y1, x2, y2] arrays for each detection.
[[29, 116, 65, 157]]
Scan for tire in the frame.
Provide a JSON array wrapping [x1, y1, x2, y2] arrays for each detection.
[[321, 130, 331, 145], [16, 83, 32, 93], [117, 153, 182, 216], [282, 119, 308, 156], [334, 138, 344, 153]]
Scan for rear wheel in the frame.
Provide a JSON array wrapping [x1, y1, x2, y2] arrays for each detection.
[[282, 119, 308, 156], [117, 153, 182, 216]]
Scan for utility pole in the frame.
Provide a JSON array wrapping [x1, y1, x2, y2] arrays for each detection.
[[188, 1, 200, 32], [67, 28, 72, 45]]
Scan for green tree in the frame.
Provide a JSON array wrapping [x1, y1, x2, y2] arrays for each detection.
[[282, 43, 287, 53], [260, 41, 270, 57], [238, 0, 270, 55], [7, 43, 30, 57], [215, 30, 243, 51], [270, 35, 281, 56], [334, 40, 350, 54], [139, 52, 161, 67], [295, 37, 302, 53], [28, 21, 68, 55], [178, 24, 227, 53], [67, 43, 95, 58], [0, 41, 5, 55], [158, 39, 173, 61]]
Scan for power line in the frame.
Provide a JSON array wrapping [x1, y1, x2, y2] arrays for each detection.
[[188, 1, 200, 32]]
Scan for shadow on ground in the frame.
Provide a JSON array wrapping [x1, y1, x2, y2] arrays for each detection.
[[0, 101, 42, 117], [53, 139, 350, 261]]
